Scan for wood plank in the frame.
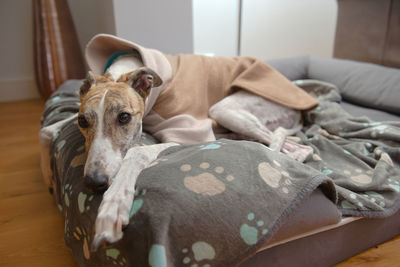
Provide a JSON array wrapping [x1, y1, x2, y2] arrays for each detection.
[[335, 235, 400, 267], [0, 99, 77, 267], [0, 169, 44, 199], [0, 192, 77, 267]]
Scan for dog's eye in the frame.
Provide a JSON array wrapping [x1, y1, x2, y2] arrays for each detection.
[[118, 112, 131, 125], [78, 115, 89, 128]]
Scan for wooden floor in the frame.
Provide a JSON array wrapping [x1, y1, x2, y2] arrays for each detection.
[[0, 99, 77, 267], [0, 99, 399, 267]]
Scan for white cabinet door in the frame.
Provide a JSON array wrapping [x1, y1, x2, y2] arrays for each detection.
[[240, 0, 337, 59], [193, 0, 240, 57]]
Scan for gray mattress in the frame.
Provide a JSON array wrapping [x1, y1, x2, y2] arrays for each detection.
[[242, 210, 400, 266]]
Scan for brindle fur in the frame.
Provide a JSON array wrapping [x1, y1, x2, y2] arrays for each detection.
[[78, 68, 161, 183]]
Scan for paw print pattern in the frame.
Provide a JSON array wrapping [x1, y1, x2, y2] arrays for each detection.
[[182, 241, 216, 267], [341, 193, 367, 210], [73, 226, 91, 260], [70, 145, 86, 168], [78, 192, 94, 213], [64, 218, 69, 237], [388, 178, 400, 193], [343, 168, 373, 185], [240, 213, 268, 245], [149, 244, 167, 267], [341, 200, 357, 210], [317, 128, 340, 140], [129, 189, 147, 219], [180, 162, 235, 196], [363, 191, 386, 208], [199, 141, 226, 150], [106, 248, 127, 266], [57, 203, 63, 213], [312, 153, 322, 161], [55, 139, 66, 159], [63, 183, 73, 207], [257, 160, 292, 194], [370, 124, 389, 138], [341, 190, 388, 210], [322, 168, 333, 176]]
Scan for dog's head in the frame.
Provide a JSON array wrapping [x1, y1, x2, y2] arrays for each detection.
[[78, 67, 162, 192]]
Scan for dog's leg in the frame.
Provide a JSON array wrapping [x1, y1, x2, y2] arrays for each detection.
[[92, 142, 178, 250], [210, 107, 274, 144], [269, 125, 301, 151], [39, 114, 78, 190], [209, 91, 312, 162], [270, 126, 313, 162]]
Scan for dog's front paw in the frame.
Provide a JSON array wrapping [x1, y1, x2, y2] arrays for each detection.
[[92, 192, 133, 251]]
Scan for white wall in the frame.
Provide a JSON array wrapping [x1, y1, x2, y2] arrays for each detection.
[[240, 0, 338, 59], [113, 0, 193, 55], [0, 0, 39, 102], [193, 0, 240, 57], [67, 0, 116, 55]]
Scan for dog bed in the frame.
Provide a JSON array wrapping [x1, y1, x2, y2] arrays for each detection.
[[41, 56, 400, 266]]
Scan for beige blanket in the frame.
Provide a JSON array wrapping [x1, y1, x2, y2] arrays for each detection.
[[158, 54, 317, 120]]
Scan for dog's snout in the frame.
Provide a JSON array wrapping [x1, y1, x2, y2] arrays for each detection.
[[84, 174, 109, 193]]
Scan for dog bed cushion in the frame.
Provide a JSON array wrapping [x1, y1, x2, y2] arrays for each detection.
[[42, 81, 338, 266], [41, 73, 400, 266]]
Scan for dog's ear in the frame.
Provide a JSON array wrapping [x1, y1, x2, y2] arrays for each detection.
[[80, 71, 114, 97], [118, 67, 162, 99], [80, 71, 97, 97]]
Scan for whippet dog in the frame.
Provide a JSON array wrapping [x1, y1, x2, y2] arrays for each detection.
[[40, 41, 315, 250]]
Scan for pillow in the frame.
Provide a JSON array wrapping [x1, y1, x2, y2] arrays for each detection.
[[267, 56, 400, 115], [308, 56, 400, 115], [266, 56, 309, 81]]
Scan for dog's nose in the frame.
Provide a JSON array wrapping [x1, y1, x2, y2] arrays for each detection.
[[84, 175, 108, 193]]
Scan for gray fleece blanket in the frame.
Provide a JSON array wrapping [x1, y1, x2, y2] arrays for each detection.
[[41, 79, 400, 267], [298, 80, 400, 217]]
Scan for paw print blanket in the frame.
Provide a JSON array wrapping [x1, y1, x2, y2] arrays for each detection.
[[41, 79, 400, 266]]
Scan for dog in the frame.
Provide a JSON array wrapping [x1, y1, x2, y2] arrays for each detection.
[[39, 34, 317, 250]]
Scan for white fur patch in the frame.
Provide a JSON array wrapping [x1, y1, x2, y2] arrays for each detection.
[[107, 56, 144, 81], [84, 90, 122, 178]]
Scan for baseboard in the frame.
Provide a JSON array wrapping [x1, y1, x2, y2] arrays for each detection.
[[0, 78, 40, 102]]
